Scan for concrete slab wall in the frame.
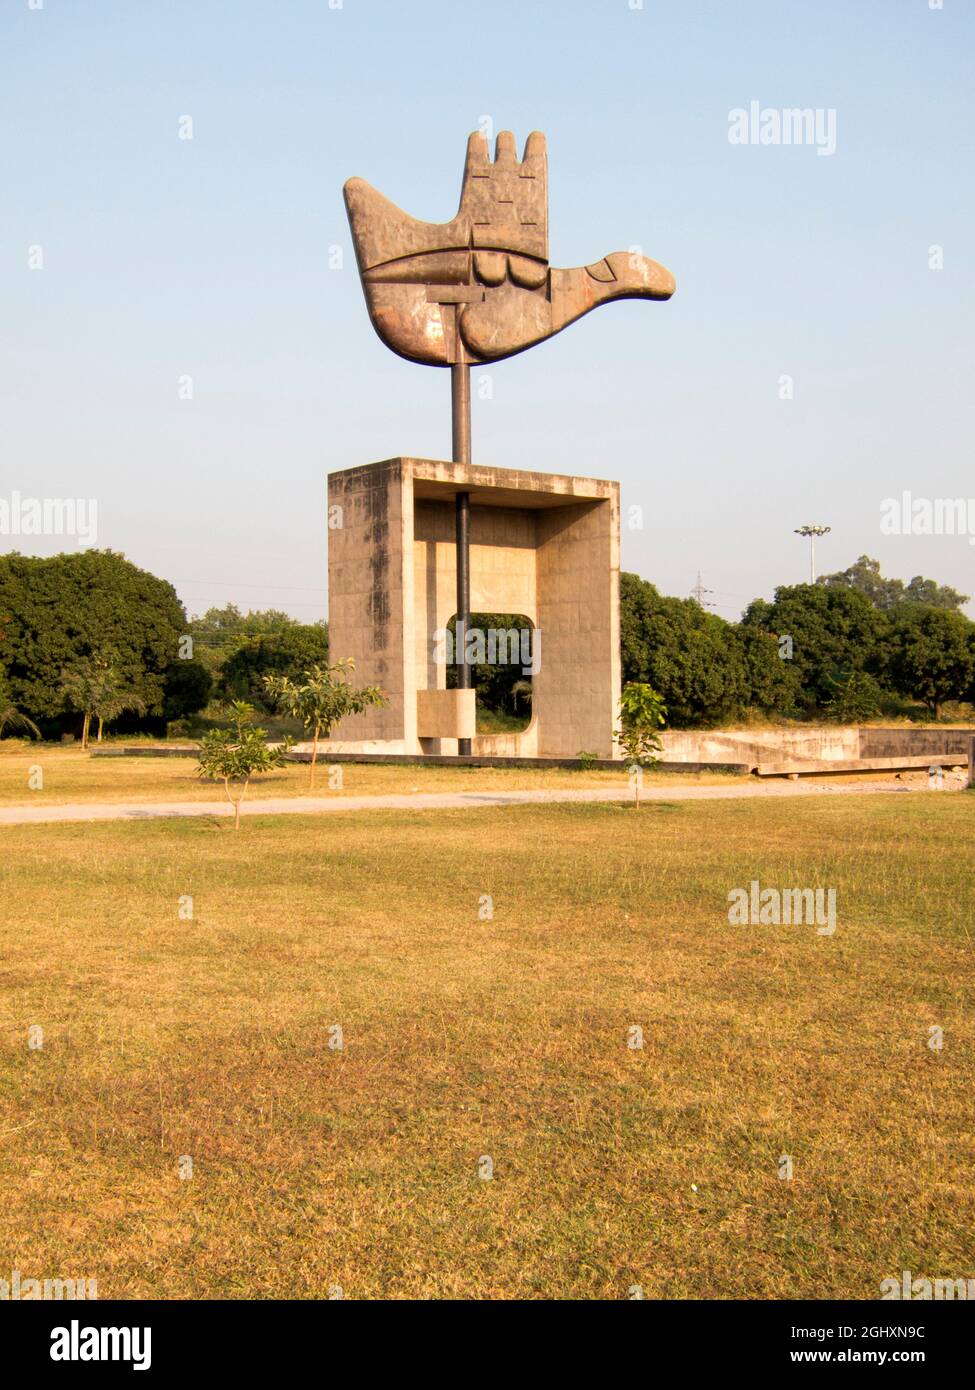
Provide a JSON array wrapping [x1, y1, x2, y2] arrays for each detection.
[[858, 727, 975, 758], [660, 727, 860, 766], [661, 725, 975, 768], [326, 460, 414, 746], [535, 499, 620, 758]]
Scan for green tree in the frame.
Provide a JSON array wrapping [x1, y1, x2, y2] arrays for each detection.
[[60, 655, 147, 747], [741, 583, 884, 713], [0, 668, 40, 739], [92, 687, 147, 742], [160, 659, 213, 724], [196, 701, 292, 829], [824, 670, 883, 723], [188, 605, 321, 681], [0, 551, 186, 736], [618, 681, 666, 807], [903, 574, 970, 610], [263, 659, 386, 788], [883, 607, 975, 718], [510, 678, 532, 713], [819, 555, 969, 612], [220, 625, 331, 704], [738, 625, 802, 716], [621, 573, 749, 726], [190, 603, 297, 639]]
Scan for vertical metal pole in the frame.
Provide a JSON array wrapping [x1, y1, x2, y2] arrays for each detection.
[[452, 362, 472, 756], [456, 490, 471, 748], [451, 361, 471, 467]]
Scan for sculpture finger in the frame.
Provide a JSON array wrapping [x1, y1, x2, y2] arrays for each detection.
[[522, 130, 546, 163], [494, 130, 518, 166]]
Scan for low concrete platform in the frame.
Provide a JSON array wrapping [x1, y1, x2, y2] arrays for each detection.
[[290, 751, 751, 774], [92, 745, 200, 758], [90, 747, 751, 774], [756, 754, 968, 778], [90, 744, 974, 782]]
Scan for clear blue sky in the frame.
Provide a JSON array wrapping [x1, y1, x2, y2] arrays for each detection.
[[3, 0, 973, 621]]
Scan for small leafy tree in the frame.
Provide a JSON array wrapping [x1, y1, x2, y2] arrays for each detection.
[[61, 655, 146, 748], [510, 678, 533, 713], [0, 669, 40, 740], [824, 669, 883, 723], [263, 659, 385, 789], [618, 682, 667, 808], [61, 657, 109, 749], [196, 701, 292, 829], [94, 688, 147, 742]]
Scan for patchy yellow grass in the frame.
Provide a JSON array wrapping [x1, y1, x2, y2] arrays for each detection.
[[0, 745, 732, 807], [0, 794, 972, 1299]]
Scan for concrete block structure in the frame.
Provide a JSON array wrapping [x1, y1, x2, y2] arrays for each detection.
[[326, 458, 620, 758]]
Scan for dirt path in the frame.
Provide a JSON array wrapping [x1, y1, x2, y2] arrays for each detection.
[[0, 778, 952, 827]]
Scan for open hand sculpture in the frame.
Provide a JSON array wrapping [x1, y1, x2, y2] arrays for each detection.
[[344, 130, 675, 367]]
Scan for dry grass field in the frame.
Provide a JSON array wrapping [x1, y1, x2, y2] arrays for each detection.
[[0, 744, 732, 807], [1, 790, 973, 1299]]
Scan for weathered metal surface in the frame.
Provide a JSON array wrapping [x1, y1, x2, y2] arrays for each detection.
[[454, 487, 472, 755], [344, 130, 675, 367]]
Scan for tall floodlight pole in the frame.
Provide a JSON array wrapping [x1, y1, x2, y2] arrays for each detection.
[[794, 524, 831, 583]]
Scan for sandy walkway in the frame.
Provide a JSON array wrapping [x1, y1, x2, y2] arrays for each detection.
[[0, 778, 952, 827]]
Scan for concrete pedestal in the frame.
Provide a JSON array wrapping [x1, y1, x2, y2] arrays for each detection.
[[326, 458, 621, 758]]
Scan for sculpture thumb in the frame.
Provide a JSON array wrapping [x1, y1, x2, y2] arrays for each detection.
[[458, 251, 675, 362]]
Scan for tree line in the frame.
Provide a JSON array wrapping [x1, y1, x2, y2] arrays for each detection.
[[1, 548, 972, 740], [0, 551, 329, 742], [622, 556, 974, 724]]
